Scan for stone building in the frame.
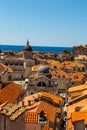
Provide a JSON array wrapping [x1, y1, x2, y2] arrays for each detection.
[[67, 82, 87, 130], [29, 65, 52, 87], [0, 92, 63, 130], [20, 91, 63, 130], [36, 65, 51, 86], [0, 103, 26, 130], [0, 40, 35, 81], [73, 45, 87, 70], [0, 64, 8, 82], [22, 40, 35, 78], [0, 82, 24, 104], [73, 45, 87, 57], [22, 40, 33, 59]]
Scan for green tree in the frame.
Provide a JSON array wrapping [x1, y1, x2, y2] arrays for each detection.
[[69, 55, 74, 61], [63, 49, 71, 54]]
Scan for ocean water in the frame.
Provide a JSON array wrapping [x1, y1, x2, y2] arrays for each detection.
[[0, 45, 72, 54]]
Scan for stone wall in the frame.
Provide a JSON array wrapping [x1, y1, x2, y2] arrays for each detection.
[[24, 67, 32, 78], [23, 51, 32, 59], [1, 70, 8, 82], [8, 70, 24, 81], [25, 123, 41, 130], [35, 76, 50, 87], [73, 45, 87, 57], [0, 113, 25, 130], [73, 120, 85, 130], [57, 77, 69, 90]]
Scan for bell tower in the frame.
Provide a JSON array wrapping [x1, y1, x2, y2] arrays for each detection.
[[23, 40, 33, 59]]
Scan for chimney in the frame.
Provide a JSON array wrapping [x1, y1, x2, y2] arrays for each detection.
[[22, 101, 24, 107], [28, 100, 31, 106]]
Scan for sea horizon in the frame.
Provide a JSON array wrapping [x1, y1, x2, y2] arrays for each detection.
[[0, 43, 73, 47], [0, 44, 72, 54]]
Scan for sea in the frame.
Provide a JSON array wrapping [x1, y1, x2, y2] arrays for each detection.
[[0, 45, 72, 54]]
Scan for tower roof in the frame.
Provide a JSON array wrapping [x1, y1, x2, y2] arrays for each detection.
[[23, 40, 32, 51]]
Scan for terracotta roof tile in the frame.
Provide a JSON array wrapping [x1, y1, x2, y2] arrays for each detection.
[[0, 63, 13, 73], [68, 75, 87, 129], [20, 92, 63, 106], [36, 101, 59, 122], [69, 72, 85, 82], [20, 92, 62, 123], [0, 82, 24, 103], [68, 87, 87, 129], [68, 98, 87, 115], [68, 102, 87, 129], [0, 63, 7, 75], [0, 101, 8, 110], [41, 91, 63, 104], [25, 101, 59, 123], [51, 69, 69, 78], [25, 112, 37, 123], [68, 119, 73, 130], [61, 61, 85, 69], [71, 111, 87, 124], [69, 83, 87, 92], [47, 60, 61, 70], [5, 66, 13, 73], [32, 65, 41, 72], [1, 103, 26, 121]]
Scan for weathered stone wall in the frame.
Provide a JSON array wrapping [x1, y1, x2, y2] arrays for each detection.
[[35, 76, 50, 87], [24, 67, 32, 78], [8, 71, 24, 81], [73, 120, 85, 130], [25, 123, 41, 130], [57, 77, 69, 90], [23, 51, 32, 59], [1, 70, 8, 82], [0, 113, 25, 130], [73, 45, 87, 57]]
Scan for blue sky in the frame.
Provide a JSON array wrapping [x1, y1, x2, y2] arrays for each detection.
[[0, 0, 87, 47]]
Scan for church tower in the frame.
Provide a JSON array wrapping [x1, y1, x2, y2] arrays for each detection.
[[22, 40, 35, 78], [23, 40, 32, 59]]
